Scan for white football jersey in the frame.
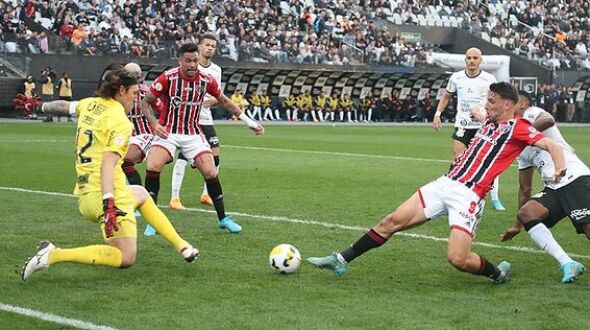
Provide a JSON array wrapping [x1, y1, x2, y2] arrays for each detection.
[[518, 107, 590, 189], [198, 62, 222, 126], [446, 70, 496, 129]]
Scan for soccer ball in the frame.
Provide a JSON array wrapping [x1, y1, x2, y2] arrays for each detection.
[[269, 244, 301, 274]]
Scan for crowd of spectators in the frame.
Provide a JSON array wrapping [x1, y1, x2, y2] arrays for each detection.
[[1, 0, 438, 67], [4, 0, 590, 71]]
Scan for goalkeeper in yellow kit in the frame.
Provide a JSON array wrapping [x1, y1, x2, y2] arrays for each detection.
[[17, 69, 199, 281]]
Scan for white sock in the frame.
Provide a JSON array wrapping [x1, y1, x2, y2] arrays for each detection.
[[491, 177, 500, 200], [171, 158, 188, 199], [367, 109, 372, 121], [528, 223, 574, 266]]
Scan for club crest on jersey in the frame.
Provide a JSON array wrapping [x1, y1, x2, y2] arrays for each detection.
[[499, 124, 512, 134], [171, 96, 182, 109], [154, 82, 163, 91]]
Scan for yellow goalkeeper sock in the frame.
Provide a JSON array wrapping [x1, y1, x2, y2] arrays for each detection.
[[48, 245, 122, 268], [138, 197, 188, 251]]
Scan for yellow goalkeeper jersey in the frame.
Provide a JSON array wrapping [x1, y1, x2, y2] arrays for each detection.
[[74, 97, 132, 195]]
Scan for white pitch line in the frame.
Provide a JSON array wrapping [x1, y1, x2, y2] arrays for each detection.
[[2, 186, 589, 260], [0, 139, 70, 143], [224, 144, 451, 164], [0, 303, 118, 330]]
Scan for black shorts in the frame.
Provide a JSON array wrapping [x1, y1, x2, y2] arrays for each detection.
[[533, 176, 590, 234], [200, 125, 219, 148], [451, 128, 478, 147]]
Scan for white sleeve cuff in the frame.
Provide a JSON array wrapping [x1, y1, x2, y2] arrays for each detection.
[[68, 101, 79, 115]]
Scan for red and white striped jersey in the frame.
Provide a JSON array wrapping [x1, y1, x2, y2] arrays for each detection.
[[149, 67, 222, 135], [447, 117, 544, 198], [128, 85, 159, 136]]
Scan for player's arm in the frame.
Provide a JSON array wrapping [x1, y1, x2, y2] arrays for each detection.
[[141, 91, 168, 138], [101, 151, 126, 238], [13, 94, 76, 117], [203, 95, 218, 108], [217, 94, 265, 135], [532, 111, 555, 131], [433, 90, 452, 131], [532, 137, 566, 182]]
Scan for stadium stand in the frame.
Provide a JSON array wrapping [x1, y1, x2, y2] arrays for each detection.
[[3, 0, 590, 71]]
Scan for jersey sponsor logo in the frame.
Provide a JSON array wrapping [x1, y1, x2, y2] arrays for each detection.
[[170, 96, 202, 108], [571, 208, 590, 220]]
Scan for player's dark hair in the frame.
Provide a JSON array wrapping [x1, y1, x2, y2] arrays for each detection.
[[96, 69, 138, 99], [489, 82, 518, 104], [518, 90, 533, 105], [178, 43, 199, 56], [199, 34, 217, 44]]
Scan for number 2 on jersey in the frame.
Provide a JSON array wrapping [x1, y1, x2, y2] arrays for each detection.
[[75, 128, 93, 164]]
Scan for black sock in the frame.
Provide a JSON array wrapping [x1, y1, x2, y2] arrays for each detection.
[[340, 229, 388, 263], [213, 155, 220, 167], [523, 220, 542, 232], [122, 161, 142, 185], [206, 176, 225, 220], [145, 170, 161, 203], [477, 256, 501, 280]]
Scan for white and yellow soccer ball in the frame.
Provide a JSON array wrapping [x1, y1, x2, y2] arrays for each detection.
[[269, 244, 301, 274]]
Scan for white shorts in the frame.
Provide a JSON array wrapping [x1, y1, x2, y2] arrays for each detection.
[[151, 133, 211, 163], [418, 176, 485, 237], [129, 134, 155, 160]]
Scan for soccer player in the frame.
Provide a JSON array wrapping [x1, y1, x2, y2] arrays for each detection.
[[433, 48, 505, 211], [360, 91, 375, 122], [260, 89, 275, 121], [313, 90, 326, 122], [283, 94, 296, 122], [17, 69, 199, 281], [141, 43, 264, 234], [120, 63, 165, 186], [248, 90, 262, 120], [500, 91, 588, 283], [308, 82, 566, 283], [326, 92, 339, 122], [169, 35, 224, 210], [339, 93, 353, 122]]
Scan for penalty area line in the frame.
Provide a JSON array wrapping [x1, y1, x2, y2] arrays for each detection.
[[0, 303, 118, 330], [1, 186, 589, 260]]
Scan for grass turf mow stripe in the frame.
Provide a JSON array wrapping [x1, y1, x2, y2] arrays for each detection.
[[2, 186, 589, 260]]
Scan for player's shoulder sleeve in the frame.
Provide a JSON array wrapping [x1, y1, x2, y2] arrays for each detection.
[[204, 74, 222, 99], [149, 72, 169, 98], [75, 97, 94, 117], [522, 106, 545, 122], [445, 72, 459, 93], [512, 117, 544, 145], [101, 105, 132, 157], [212, 63, 222, 83], [483, 71, 496, 83]]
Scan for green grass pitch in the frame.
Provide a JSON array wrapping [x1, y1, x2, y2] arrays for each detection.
[[1, 122, 589, 329]]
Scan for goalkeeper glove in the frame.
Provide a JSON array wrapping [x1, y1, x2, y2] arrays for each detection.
[[13, 93, 43, 116], [102, 197, 127, 238]]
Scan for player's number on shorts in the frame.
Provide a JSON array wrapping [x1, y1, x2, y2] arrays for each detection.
[[76, 128, 93, 164]]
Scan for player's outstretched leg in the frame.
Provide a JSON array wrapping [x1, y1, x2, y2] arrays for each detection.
[[21, 240, 124, 281], [138, 197, 199, 262], [308, 193, 429, 276]]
